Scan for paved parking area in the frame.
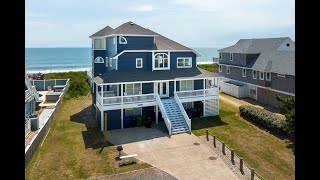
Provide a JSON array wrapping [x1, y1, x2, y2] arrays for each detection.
[[107, 127, 238, 180]]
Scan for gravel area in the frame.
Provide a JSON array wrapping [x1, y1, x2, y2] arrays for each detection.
[[199, 135, 262, 180], [90, 167, 177, 180]]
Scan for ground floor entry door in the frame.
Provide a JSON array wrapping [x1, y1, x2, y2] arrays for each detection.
[[158, 81, 169, 98]]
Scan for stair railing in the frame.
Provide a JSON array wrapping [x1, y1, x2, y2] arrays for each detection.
[[174, 92, 191, 133], [155, 94, 172, 135]]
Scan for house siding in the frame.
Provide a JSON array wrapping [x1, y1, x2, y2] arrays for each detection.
[[257, 87, 291, 108], [219, 53, 246, 66], [93, 50, 107, 77], [118, 52, 152, 70], [169, 81, 174, 96], [194, 79, 203, 90], [170, 52, 197, 69], [106, 109, 121, 130], [142, 83, 154, 94], [270, 73, 295, 94], [117, 36, 154, 53], [106, 37, 117, 57], [142, 106, 155, 121]]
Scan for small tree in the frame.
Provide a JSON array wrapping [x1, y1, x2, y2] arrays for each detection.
[[276, 95, 295, 139]]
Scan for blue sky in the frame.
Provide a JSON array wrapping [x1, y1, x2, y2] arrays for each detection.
[[26, 0, 295, 48]]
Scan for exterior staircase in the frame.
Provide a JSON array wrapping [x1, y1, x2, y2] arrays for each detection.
[[161, 98, 190, 135]]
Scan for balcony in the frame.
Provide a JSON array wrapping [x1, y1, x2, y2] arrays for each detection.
[[175, 87, 219, 99]]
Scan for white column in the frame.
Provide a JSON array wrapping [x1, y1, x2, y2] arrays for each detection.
[[101, 85, 104, 106], [203, 100, 206, 117], [203, 78, 206, 96], [156, 105, 158, 124], [174, 80, 176, 93], [121, 108, 124, 128], [101, 110, 104, 131], [121, 83, 124, 104]]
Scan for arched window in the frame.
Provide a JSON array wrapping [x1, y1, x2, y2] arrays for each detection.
[[119, 36, 127, 44], [94, 56, 104, 63], [154, 53, 169, 69]]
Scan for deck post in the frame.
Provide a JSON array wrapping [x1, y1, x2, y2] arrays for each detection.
[[251, 168, 255, 180], [174, 80, 176, 93], [231, 149, 235, 164], [213, 135, 216, 147], [156, 105, 158, 124], [121, 108, 124, 129], [206, 129, 209, 141], [121, 83, 124, 105], [101, 110, 104, 131], [101, 85, 104, 106], [240, 158, 244, 173]]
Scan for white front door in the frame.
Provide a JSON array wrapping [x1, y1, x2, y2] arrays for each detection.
[[158, 81, 169, 98]]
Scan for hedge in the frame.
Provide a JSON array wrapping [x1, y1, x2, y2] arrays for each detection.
[[239, 105, 286, 135]]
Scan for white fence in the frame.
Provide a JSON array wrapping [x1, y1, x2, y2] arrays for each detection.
[[220, 81, 249, 98]]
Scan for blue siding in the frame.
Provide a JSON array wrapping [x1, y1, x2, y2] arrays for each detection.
[[118, 52, 152, 70], [93, 50, 107, 76], [176, 81, 180, 91], [142, 83, 154, 94], [106, 110, 121, 130], [117, 36, 154, 53], [194, 79, 203, 90], [169, 81, 174, 96], [170, 52, 197, 69], [106, 37, 117, 57]]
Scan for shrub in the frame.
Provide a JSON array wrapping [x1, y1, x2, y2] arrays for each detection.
[[239, 105, 286, 135]]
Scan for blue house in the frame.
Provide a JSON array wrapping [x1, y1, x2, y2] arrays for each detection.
[[89, 21, 220, 135]]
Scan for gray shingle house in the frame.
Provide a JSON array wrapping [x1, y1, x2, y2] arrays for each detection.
[[218, 37, 295, 107]]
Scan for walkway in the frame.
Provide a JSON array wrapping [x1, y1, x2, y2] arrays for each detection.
[[107, 127, 238, 180]]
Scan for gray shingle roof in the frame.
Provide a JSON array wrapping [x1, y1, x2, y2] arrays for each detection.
[[252, 50, 295, 75], [93, 67, 220, 84], [218, 37, 289, 53], [89, 26, 114, 38]]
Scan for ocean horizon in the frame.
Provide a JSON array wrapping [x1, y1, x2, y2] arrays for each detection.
[[25, 47, 220, 73]]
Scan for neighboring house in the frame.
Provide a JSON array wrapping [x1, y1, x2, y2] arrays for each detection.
[[25, 70, 39, 136], [89, 21, 220, 135], [218, 37, 295, 107]]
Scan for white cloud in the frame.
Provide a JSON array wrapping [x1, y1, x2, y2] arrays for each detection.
[[25, 11, 47, 18], [134, 5, 156, 12]]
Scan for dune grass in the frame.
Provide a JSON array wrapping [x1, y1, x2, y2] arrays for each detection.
[[197, 64, 219, 72], [25, 95, 151, 180], [192, 99, 295, 180]]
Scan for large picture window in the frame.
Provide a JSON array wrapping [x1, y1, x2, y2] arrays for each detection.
[[180, 80, 193, 91], [177, 57, 192, 68], [125, 83, 141, 95], [154, 53, 169, 69], [93, 39, 105, 49], [125, 108, 142, 117]]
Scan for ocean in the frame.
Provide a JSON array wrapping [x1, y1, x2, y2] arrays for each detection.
[[25, 47, 219, 73]]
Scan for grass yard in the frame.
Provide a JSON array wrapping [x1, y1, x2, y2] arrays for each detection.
[[197, 63, 219, 72], [192, 99, 295, 180], [26, 95, 151, 180]]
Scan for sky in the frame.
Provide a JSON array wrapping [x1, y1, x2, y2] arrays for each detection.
[[25, 0, 295, 48]]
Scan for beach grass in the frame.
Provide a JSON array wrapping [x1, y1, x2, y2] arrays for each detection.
[[191, 99, 295, 180], [197, 63, 219, 72], [25, 95, 151, 180]]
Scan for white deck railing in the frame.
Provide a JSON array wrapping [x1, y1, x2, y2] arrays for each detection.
[[97, 91, 156, 106], [156, 94, 172, 135], [176, 87, 218, 99], [174, 92, 191, 133]]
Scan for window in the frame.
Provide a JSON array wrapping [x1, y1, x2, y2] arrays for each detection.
[[219, 53, 222, 60], [219, 65, 222, 72], [242, 68, 246, 77], [106, 57, 109, 67], [266, 72, 271, 81], [253, 70, 257, 79], [230, 53, 233, 61], [259, 72, 264, 80], [277, 74, 286, 78], [180, 80, 193, 91], [93, 39, 105, 49], [227, 66, 230, 74], [177, 57, 192, 68], [109, 58, 112, 67], [154, 53, 169, 69], [125, 83, 141, 95], [119, 36, 127, 44], [136, 58, 143, 68], [125, 108, 142, 117], [94, 56, 104, 63], [182, 102, 194, 109]]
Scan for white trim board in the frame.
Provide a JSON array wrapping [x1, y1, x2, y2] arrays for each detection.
[[114, 50, 200, 58], [90, 34, 159, 39]]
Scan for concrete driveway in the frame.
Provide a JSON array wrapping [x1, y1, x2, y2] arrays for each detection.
[[107, 127, 238, 180]]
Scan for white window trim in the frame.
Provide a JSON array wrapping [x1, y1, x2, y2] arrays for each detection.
[[253, 70, 257, 79], [109, 58, 112, 67], [136, 58, 143, 68], [106, 57, 109, 67], [266, 72, 271, 81], [227, 66, 230, 74], [179, 80, 194, 91], [242, 68, 246, 77], [259, 72, 264, 80], [94, 56, 104, 63], [92, 38, 106, 50], [219, 65, 222, 72], [219, 53, 222, 60], [113, 36, 116, 44], [277, 74, 286, 78], [153, 52, 170, 70], [119, 36, 127, 44], [230, 53, 233, 61], [177, 57, 192, 68]]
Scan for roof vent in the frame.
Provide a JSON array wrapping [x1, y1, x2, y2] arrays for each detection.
[[130, 22, 134, 25], [286, 43, 290, 47]]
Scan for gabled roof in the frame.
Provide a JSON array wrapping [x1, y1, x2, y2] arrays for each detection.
[[218, 37, 289, 53], [93, 67, 220, 84], [89, 26, 114, 38]]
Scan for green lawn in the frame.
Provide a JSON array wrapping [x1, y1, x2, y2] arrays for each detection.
[[26, 95, 151, 180], [192, 100, 295, 180], [197, 64, 219, 72]]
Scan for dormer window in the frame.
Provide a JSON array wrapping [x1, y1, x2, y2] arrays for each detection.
[[93, 39, 105, 49], [94, 57, 104, 63], [119, 36, 127, 44], [153, 53, 169, 70], [230, 53, 233, 61]]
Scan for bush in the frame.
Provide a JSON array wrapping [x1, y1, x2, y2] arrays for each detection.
[[239, 105, 286, 135]]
